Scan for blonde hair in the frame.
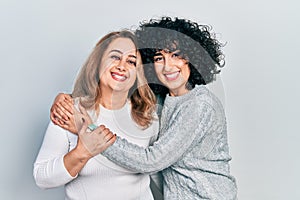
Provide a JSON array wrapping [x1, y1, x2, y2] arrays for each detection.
[[71, 31, 156, 128]]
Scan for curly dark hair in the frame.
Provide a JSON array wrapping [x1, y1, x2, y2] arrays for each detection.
[[135, 16, 225, 96]]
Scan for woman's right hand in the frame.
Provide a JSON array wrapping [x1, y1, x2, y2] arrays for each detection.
[[76, 121, 117, 158], [63, 119, 116, 177]]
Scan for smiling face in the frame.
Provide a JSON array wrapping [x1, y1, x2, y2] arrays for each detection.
[[153, 49, 190, 96], [99, 37, 137, 95]]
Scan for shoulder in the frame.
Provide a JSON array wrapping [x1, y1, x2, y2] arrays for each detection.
[[180, 86, 225, 122], [191, 85, 224, 112]]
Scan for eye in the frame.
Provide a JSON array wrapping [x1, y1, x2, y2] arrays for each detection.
[[154, 56, 164, 62], [127, 59, 136, 66], [111, 55, 121, 60], [172, 52, 183, 59]]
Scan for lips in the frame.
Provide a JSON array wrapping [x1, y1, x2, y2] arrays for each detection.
[[164, 71, 180, 81], [111, 72, 127, 81]]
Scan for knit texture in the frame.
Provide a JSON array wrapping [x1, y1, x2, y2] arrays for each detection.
[[103, 85, 238, 199]]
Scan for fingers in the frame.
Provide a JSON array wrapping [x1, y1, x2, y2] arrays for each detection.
[[50, 93, 74, 122], [51, 100, 75, 126], [79, 123, 115, 141], [60, 99, 74, 115], [94, 125, 110, 135], [50, 111, 65, 126], [107, 134, 117, 145], [64, 94, 73, 103], [57, 102, 72, 120], [106, 134, 117, 144], [93, 126, 116, 152], [101, 134, 117, 151], [50, 101, 60, 124], [91, 125, 115, 143], [50, 112, 59, 125], [50, 103, 69, 122], [77, 124, 116, 156], [53, 93, 69, 106]]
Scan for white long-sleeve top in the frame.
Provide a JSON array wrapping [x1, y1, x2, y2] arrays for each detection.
[[34, 101, 160, 200]]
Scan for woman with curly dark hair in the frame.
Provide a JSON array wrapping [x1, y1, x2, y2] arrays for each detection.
[[101, 17, 238, 199], [136, 17, 225, 98], [51, 17, 237, 199]]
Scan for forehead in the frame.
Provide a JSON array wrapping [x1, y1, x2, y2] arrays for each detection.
[[106, 37, 137, 55], [155, 40, 180, 53], [155, 48, 180, 55]]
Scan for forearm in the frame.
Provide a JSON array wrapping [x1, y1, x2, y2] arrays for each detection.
[[102, 101, 215, 173], [63, 142, 92, 177], [34, 122, 77, 188], [34, 146, 91, 188], [103, 136, 172, 173]]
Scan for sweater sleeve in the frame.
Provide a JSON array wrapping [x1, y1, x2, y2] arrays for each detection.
[[33, 121, 76, 189], [102, 101, 216, 173]]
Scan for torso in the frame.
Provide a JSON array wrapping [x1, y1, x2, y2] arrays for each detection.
[[66, 101, 159, 200], [160, 85, 237, 199]]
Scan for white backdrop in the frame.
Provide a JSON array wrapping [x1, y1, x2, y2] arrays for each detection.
[[1, 0, 299, 199]]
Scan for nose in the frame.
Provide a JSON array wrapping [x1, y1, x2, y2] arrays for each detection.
[[116, 59, 126, 71], [163, 56, 174, 71]]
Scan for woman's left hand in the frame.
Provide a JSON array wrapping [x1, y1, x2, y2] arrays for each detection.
[[50, 93, 74, 126], [51, 97, 93, 134]]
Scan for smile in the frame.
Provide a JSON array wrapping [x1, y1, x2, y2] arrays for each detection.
[[111, 72, 127, 82], [164, 71, 180, 81]]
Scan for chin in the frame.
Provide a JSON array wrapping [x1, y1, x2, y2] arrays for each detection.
[[111, 86, 130, 93]]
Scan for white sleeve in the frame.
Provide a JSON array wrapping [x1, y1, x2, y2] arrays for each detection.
[[33, 121, 77, 189]]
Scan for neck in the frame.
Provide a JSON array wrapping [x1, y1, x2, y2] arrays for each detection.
[[169, 87, 189, 97], [98, 88, 128, 110]]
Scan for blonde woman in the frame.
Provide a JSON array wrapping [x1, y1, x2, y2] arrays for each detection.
[[34, 31, 161, 200]]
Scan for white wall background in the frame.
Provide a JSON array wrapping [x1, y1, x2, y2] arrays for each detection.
[[1, 0, 299, 199]]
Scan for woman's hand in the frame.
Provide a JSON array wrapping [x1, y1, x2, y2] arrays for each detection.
[[50, 93, 92, 134], [64, 120, 117, 177], [76, 121, 117, 158], [50, 93, 73, 125]]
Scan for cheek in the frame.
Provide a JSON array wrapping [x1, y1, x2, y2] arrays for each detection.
[[98, 67, 105, 79], [128, 68, 137, 83], [98, 60, 111, 76], [182, 65, 190, 80], [98, 66, 109, 80], [154, 64, 163, 77]]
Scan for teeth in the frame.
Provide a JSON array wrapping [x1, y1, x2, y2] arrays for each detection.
[[112, 74, 126, 81], [165, 72, 179, 79]]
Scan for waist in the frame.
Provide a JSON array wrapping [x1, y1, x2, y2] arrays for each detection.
[[66, 173, 153, 200]]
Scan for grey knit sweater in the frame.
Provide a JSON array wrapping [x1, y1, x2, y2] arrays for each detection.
[[103, 85, 237, 199]]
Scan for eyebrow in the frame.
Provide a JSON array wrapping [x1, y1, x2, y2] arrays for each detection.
[[154, 49, 181, 56], [109, 49, 137, 59]]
